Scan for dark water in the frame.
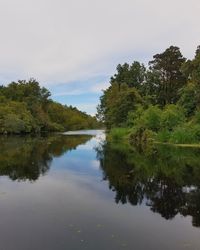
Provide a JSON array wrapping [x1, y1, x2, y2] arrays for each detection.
[[0, 130, 200, 250]]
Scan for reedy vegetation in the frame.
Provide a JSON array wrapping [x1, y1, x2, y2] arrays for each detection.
[[0, 79, 99, 134], [97, 45, 200, 144]]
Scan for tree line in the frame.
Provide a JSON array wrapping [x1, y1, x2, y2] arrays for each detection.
[[97, 45, 200, 144], [0, 79, 99, 134]]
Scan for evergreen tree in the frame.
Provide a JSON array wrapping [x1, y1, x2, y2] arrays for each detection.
[[148, 46, 186, 106]]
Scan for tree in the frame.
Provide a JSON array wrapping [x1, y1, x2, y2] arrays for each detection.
[[0, 80, 99, 134], [179, 45, 200, 116], [110, 61, 146, 90], [178, 82, 200, 117], [98, 83, 142, 128], [148, 46, 186, 106]]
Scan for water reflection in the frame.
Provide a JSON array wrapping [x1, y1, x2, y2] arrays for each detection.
[[96, 141, 200, 227], [1, 131, 200, 230], [0, 135, 92, 181]]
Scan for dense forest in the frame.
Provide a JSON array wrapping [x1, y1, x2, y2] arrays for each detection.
[[97, 45, 200, 144], [0, 79, 99, 134]]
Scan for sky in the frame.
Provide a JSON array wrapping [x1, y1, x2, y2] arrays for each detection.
[[0, 0, 200, 115]]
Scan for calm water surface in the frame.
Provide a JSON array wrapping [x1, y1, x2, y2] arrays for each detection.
[[0, 130, 200, 250]]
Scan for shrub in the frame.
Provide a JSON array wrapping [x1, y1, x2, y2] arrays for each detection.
[[193, 109, 200, 124], [3, 114, 26, 134], [48, 122, 64, 132], [109, 127, 129, 141], [129, 127, 155, 146], [141, 105, 162, 132], [170, 127, 194, 144], [161, 104, 185, 131], [178, 82, 198, 117], [191, 124, 200, 141], [126, 105, 144, 127], [157, 129, 171, 142]]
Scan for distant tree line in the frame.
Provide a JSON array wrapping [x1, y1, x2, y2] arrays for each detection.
[[0, 79, 99, 134], [97, 45, 200, 144]]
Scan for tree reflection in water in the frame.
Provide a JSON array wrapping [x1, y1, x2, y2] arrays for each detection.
[[96, 141, 200, 227], [0, 135, 91, 181], [1, 133, 200, 228]]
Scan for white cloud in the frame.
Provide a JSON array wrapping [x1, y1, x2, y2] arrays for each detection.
[[0, 0, 199, 85], [52, 81, 109, 97], [90, 82, 110, 93], [75, 104, 97, 116], [0, 0, 199, 113], [90, 160, 100, 170]]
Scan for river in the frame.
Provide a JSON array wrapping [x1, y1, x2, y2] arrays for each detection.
[[0, 130, 200, 250]]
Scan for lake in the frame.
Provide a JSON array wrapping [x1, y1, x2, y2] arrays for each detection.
[[0, 130, 200, 250]]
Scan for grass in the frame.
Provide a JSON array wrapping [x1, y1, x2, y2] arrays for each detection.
[[154, 141, 200, 148], [109, 124, 200, 148], [108, 127, 130, 141]]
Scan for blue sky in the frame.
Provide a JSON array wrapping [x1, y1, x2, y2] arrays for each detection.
[[0, 0, 200, 115], [49, 75, 110, 115]]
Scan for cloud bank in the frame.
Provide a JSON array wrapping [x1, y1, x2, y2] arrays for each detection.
[[0, 0, 199, 114]]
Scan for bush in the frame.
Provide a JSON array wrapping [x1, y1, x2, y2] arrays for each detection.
[[109, 127, 129, 141], [178, 82, 198, 117], [126, 105, 144, 127], [157, 129, 171, 142], [193, 110, 200, 124], [161, 104, 185, 131], [141, 105, 162, 132], [170, 127, 194, 144], [129, 127, 155, 146], [48, 122, 65, 132], [191, 124, 200, 141], [3, 114, 26, 134]]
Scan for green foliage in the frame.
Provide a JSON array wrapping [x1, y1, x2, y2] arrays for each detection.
[[110, 61, 146, 89], [0, 135, 92, 181], [178, 82, 200, 117], [193, 109, 200, 124], [126, 105, 144, 127], [0, 101, 34, 134], [98, 83, 142, 128], [0, 79, 100, 134], [148, 46, 186, 106], [98, 44, 200, 145], [134, 105, 162, 132], [170, 126, 195, 144], [4, 114, 26, 134], [129, 127, 155, 149], [108, 127, 129, 141], [169, 124, 200, 144], [161, 104, 185, 130], [96, 140, 200, 226], [156, 129, 171, 142], [182, 46, 200, 83]]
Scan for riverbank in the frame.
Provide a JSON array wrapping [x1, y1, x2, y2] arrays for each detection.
[[108, 127, 200, 148]]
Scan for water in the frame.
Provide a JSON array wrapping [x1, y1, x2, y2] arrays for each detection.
[[0, 130, 200, 250]]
